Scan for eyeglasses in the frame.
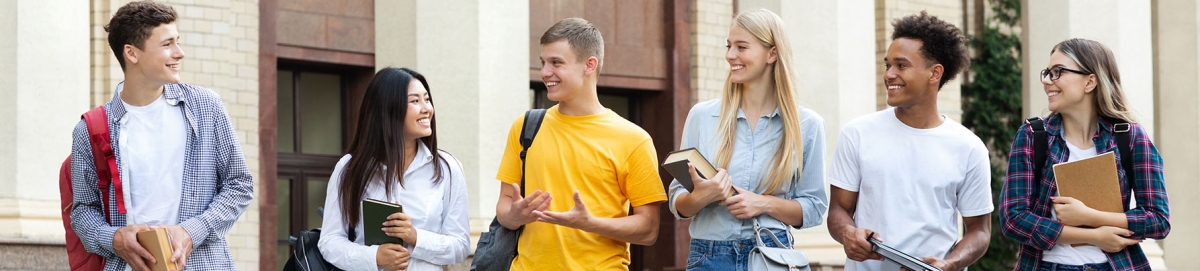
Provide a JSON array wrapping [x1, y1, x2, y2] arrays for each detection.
[[1040, 66, 1090, 81]]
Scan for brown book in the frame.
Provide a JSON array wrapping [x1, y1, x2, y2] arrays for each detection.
[[1053, 151, 1124, 213], [661, 148, 732, 197], [136, 228, 176, 271]]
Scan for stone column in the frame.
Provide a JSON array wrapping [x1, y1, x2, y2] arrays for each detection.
[[376, 0, 530, 242], [1152, 0, 1200, 269], [0, 0, 89, 266], [735, 0, 877, 266]]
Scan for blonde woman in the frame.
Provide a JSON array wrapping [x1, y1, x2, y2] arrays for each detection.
[[667, 9, 828, 270], [1000, 38, 1170, 271]]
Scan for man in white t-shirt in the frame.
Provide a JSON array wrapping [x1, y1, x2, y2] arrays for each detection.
[[826, 11, 993, 271], [70, 2, 253, 271]]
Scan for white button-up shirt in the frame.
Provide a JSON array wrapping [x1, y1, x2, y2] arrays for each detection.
[[319, 142, 471, 271]]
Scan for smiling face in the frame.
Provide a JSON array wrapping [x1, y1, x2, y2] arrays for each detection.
[[539, 40, 595, 103], [1043, 50, 1096, 114], [883, 38, 939, 109], [726, 25, 777, 85], [403, 79, 434, 140], [127, 23, 184, 85]]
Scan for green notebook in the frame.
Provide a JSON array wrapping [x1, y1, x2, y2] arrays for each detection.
[[362, 198, 405, 246]]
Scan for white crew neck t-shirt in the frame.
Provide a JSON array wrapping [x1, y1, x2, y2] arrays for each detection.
[[118, 94, 186, 227], [829, 107, 994, 271], [1042, 140, 1109, 265]]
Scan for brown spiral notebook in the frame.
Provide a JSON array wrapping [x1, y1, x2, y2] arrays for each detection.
[[1053, 151, 1123, 213]]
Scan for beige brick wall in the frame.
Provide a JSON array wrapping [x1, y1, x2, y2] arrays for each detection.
[[91, 0, 261, 270], [691, 0, 733, 105], [874, 0, 964, 122]]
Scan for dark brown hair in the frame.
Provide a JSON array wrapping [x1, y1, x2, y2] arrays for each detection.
[[540, 18, 605, 71], [104, 1, 178, 70], [339, 67, 448, 229], [891, 11, 969, 89]]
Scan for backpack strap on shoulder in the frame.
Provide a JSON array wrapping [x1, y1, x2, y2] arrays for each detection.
[[1026, 117, 1048, 183], [82, 106, 126, 219], [518, 109, 548, 197], [1113, 122, 1134, 182]]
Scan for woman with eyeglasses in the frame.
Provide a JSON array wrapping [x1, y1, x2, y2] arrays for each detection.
[[998, 38, 1170, 271]]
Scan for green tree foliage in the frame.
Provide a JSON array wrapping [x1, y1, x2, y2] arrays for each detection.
[[963, 0, 1022, 270]]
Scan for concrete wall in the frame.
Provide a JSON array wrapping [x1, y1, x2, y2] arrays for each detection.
[[276, 0, 373, 54], [376, 0, 531, 251], [0, 0, 91, 241]]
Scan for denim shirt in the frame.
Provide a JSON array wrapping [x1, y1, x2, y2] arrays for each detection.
[[667, 99, 829, 240]]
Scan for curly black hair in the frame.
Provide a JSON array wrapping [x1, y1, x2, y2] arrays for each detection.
[[891, 11, 969, 89], [105, 1, 178, 70]]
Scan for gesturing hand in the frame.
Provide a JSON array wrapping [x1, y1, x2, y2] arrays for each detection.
[[721, 186, 771, 219], [113, 224, 155, 271], [383, 212, 418, 246], [689, 164, 732, 204], [532, 191, 593, 230], [1052, 196, 1098, 227], [505, 182, 552, 228]]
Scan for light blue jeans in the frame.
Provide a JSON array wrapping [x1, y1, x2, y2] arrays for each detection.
[[685, 231, 790, 271]]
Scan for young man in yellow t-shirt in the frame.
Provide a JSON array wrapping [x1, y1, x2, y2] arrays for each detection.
[[493, 17, 668, 271]]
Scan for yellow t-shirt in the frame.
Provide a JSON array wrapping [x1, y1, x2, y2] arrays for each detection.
[[496, 105, 667, 271]]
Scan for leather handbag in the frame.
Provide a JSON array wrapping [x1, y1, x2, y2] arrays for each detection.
[[748, 217, 811, 271]]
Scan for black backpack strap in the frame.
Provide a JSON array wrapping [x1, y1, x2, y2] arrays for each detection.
[[1026, 117, 1048, 183], [1114, 122, 1134, 182], [519, 109, 548, 197]]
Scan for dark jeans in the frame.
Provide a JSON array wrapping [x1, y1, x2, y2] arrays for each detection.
[[1037, 261, 1112, 271], [685, 231, 790, 271]]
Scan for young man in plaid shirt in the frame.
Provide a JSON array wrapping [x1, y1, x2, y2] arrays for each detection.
[[70, 1, 253, 270]]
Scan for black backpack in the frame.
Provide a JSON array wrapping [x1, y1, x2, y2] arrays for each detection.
[[1026, 117, 1134, 185], [281, 208, 354, 271], [470, 109, 547, 271]]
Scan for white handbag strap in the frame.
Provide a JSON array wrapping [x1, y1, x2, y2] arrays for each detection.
[[751, 217, 794, 248]]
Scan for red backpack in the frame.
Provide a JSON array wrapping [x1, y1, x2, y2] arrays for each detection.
[[60, 107, 126, 271]]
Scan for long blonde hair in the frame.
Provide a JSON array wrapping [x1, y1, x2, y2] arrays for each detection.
[[1052, 38, 1137, 123], [713, 9, 802, 195]]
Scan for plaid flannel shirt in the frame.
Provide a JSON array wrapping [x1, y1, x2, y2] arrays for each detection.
[[999, 114, 1169, 271], [70, 83, 254, 271]]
